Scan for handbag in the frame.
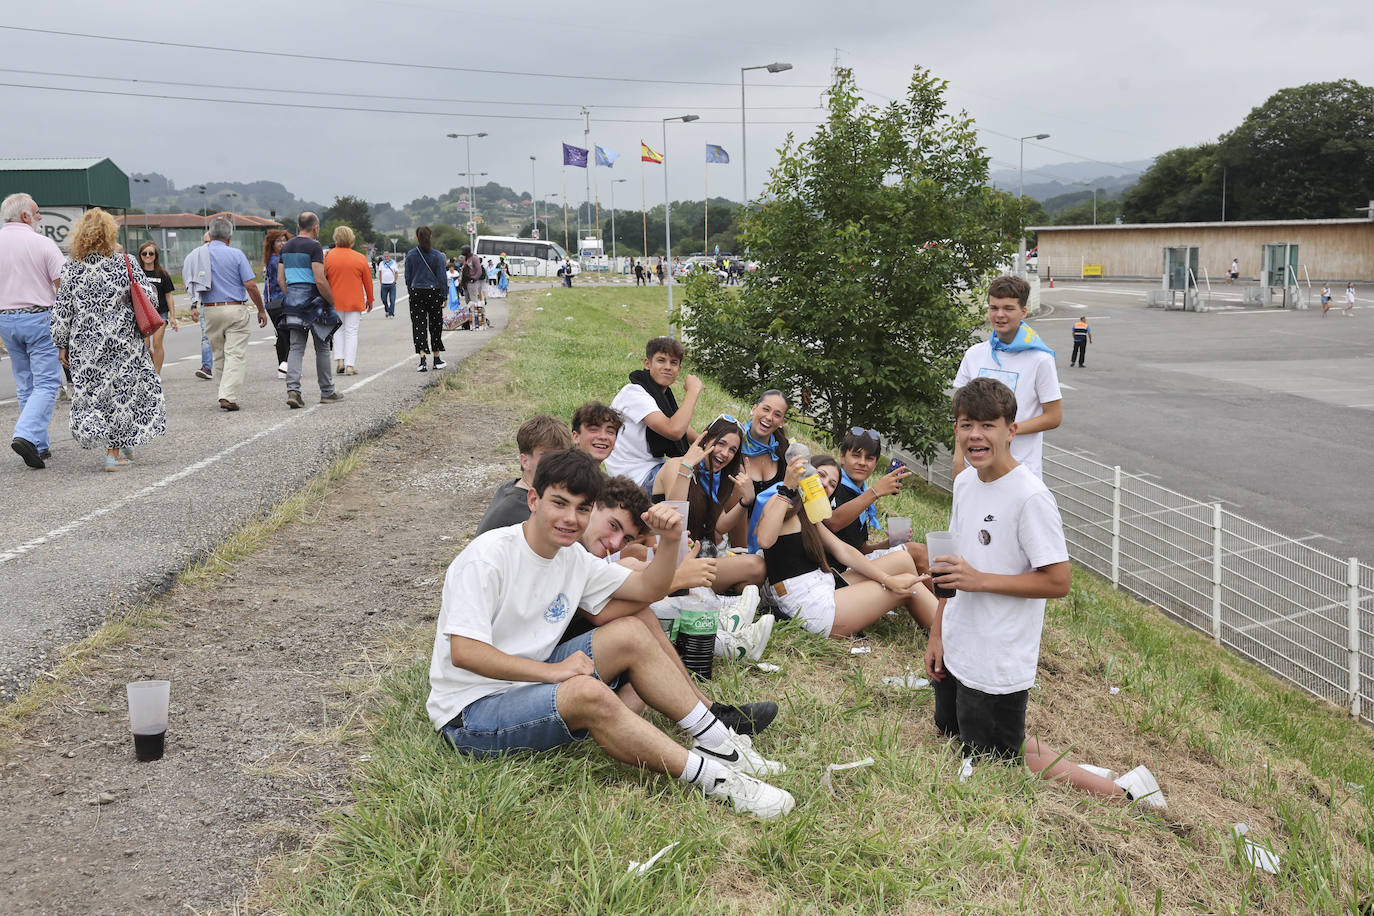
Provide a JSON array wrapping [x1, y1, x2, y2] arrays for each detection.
[[124, 254, 165, 338]]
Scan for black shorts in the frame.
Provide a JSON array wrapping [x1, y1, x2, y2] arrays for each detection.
[[933, 670, 1028, 761]]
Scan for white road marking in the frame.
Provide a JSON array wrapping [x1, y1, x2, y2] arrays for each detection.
[[0, 352, 419, 566], [1035, 315, 1111, 321], [1058, 383, 1077, 390]]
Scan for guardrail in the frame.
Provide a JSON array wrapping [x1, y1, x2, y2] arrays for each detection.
[[899, 442, 1374, 722]]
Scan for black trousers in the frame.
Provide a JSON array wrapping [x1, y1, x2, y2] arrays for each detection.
[[408, 288, 446, 354], [1071, 340, 1087, 365]]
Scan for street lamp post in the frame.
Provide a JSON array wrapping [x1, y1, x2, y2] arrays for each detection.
[[529, 156, 538, 237], [1018, 132, 1049, 276], [609, 178, 627, 264], [447, 131, 488, 246], [663, 114, 700, 337], [130, 176, 151, 251], [740, 62, 792, 206]]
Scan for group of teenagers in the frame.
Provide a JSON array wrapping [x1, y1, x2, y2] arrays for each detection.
[[426, 275, 1167, 820]]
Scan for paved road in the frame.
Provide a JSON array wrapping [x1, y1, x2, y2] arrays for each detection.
[[0, 285, 513, 699], [1031, 280, 1374, 556]]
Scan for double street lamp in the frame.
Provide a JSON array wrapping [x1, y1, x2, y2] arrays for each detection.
[[1018, 132, 1049, 276], [663, 114, 699, 337], [609, 178, 627, 262], [447, 131, 488, 245], [740, 62, 792, 205]]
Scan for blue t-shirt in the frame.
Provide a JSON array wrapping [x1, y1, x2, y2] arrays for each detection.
[[281, 236, 325, 294], [203, 241, 255, 303]]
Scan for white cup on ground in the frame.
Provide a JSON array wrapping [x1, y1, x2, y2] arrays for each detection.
[[126, 680, 170, 762]]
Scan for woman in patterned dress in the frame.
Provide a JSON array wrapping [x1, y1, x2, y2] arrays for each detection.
[[50, 209, 167, 471]]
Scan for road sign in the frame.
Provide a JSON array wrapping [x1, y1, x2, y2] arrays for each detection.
[[466, 221, 477, 234], [532, 229, 539, 239]]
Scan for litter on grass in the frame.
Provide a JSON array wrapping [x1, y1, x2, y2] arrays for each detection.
[[756, 662, 781, 673], [958, 758, 974, 783], [535, 307, 544, 311], [881, 674, 930, 689], [1233, 824, 1280, 874], [565, 316, 575, 320], [1109, 686, 1120, 695], [850, 646, 872, 655], [627, 842, 679, 876], [821, 757, 875, 797]]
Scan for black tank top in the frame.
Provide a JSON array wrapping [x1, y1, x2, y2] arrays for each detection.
[[752, 459, 785, 494], [764, 531, 821, 583]]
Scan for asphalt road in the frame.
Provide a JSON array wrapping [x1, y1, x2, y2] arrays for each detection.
[[0, 284, 515, 698], [1032, 279, 1374, 556]]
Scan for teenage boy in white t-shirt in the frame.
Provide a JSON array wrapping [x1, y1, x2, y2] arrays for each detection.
[[428, 449, 795, 818], [924, 378, 1166, 809], [952, 275, 1062, 481], [606, 336, 702, 490]]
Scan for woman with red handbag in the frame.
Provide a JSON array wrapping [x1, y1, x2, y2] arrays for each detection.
[[50, 209, 166, 471]]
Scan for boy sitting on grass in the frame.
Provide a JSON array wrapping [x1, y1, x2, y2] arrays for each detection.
[[571, 401, 622, 466], [606, 336, 701, 491], [924, 378, 1165, 809], [428, 449, 794, 819], [825, 427, 929, 576], [475, 415, 572, 536]]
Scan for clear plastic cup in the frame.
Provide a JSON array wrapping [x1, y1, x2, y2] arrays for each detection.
[[888, 516, 912, 546], [662, 499, 691, 565], [926, 531, 958, 598], [126, 680, 170, 761]]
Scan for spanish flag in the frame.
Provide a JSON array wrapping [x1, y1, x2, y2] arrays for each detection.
[[641, 141, 663, 164]]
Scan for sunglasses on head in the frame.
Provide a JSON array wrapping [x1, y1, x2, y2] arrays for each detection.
[[715, 413, 747, 433], [850, 426, 881, 441]]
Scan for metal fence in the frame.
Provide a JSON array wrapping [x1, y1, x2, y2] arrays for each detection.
[[900, 443, 1374, 723]]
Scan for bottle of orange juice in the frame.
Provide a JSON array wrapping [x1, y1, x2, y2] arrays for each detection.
[[784, 443, 833, 523]]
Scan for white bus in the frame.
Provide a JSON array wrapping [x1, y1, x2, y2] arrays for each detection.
[[473, 236, 577, 277]]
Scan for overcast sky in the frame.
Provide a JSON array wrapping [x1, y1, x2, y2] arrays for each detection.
[[4, 0, 1371, 212]]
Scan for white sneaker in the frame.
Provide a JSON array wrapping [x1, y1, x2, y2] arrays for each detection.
[[717, 585, 760, 634], [703, 768, 795, 819], [716, 614, 775, 662], [693, 731, 786, 777], [1078, 764, 1120, 781], [1114, 765, 1167, 810], [277, 361, 288, 376]]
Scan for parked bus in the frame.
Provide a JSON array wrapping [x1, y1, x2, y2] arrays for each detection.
[[473, 236, 576, 277]]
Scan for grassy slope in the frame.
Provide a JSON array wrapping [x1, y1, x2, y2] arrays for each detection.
[[263, 287, 1374, 915]]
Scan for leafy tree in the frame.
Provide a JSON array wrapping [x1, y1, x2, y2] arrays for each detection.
[[1051, 193, 1121, 226], [323, 195, 375, 243], [679, 67, 1020, 458], [1218, 79, 1374, 220], [1122, 144, 1220, 222]]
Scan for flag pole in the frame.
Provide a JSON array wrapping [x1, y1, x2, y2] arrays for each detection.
[[704, 160, 709, 258], [562, 165, 569, 255], [641, 156, 648, 261]]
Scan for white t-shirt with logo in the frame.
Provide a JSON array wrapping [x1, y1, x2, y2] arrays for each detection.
[[605, 382, 663, 485], [426, 524, 631, 728], [953, 341, 1061, 479], [940, 464, 1069, 695], [377, 260, 398, 284]]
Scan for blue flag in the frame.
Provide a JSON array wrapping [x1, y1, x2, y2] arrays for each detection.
[[988, 322, 1055, 366], [705, 144, 730, 164], [562, 143, 589, 168], [595, 145, 620, 168]]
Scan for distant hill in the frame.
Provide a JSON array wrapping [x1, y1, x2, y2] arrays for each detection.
[[988, 158, 1151, 206], [129, 174, 325, 222]]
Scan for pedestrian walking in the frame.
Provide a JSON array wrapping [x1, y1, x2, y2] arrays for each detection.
[[136, 242, 181, 375], [1321, 283, 1332, 316], [197, 217, 268, 411], [279, 211, 344, 406], [262, 229, 291, 376], [1345, 281, 1357, 316], [49, 209, 166, 471], [324, 225, 374, 376], [403, 226, 447, 372], [377, 251, 399, 317], [0, 193, 65, 469], [634, 259, 644, 286], [184, 231, 215, 380], [1070, 316, 1092, 367], [656, 258, 665, 285], [1228, 258, 1239, 284]]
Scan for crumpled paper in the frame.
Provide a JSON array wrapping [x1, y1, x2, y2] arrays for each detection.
[[821, 757, 876, 797], [1233, 824, 1280, 874], [881, 674, 930, 689], [627, 841, 679, 876]]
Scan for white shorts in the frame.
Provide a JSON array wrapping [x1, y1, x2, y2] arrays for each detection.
[[865, 545, 904, 561], [768, 568, 836, 637]]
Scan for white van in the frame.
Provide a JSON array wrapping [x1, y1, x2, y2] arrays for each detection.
[[473, 236, 576, 277]]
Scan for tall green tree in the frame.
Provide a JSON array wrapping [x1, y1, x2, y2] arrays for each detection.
[[1218, 79, 1374, 220], [1122, 144, 1220, 223], [323, 195, 376, 243], [680, 67, 1020, 458]]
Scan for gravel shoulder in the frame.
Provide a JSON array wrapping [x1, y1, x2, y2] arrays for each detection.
[[0, 303, 529, 914]]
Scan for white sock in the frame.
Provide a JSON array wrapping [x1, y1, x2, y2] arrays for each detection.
[[677, 702, 732, 748], [678, 751, 728, 789]]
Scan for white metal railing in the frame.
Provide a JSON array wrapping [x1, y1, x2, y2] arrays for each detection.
[[903, 442, 1374, 722]]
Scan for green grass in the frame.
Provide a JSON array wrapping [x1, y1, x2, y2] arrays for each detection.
[[260, 287, 1374, 914]]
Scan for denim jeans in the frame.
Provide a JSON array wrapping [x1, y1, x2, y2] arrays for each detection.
[[0, 310, 62, 451], [437, 630, 623, 759], [379, 283, 396, 316], [286, 324, 336, 396], [198, 309, 213, 371]]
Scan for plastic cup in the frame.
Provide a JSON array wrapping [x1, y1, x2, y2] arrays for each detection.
[[888, 516, 912, 546], [926, 531, 958, 599], [126, 680, 170, 762], [662, 499, 691, 566]]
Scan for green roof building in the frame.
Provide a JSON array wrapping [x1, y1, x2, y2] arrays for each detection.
[[0, 157, 130, 209]]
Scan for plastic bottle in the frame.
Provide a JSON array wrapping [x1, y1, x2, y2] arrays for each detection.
[[783, 443, 833, 523], [673, 598, 718, 680]]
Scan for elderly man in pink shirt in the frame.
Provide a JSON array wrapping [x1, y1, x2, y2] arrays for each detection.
[[0, 193, 65, 469]]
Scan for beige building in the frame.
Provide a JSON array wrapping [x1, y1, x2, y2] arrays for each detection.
[[1032, 218, 1374, 284]]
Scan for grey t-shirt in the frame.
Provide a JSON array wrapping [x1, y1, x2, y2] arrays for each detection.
[[475, 479, 531, 536]]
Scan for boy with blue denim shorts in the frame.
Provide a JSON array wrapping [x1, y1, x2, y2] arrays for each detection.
[[427, 448, 795, 818], [924, 378, 1166, 809]]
